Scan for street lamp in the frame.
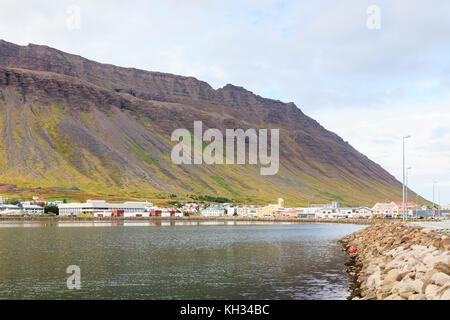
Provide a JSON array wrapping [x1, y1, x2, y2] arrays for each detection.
[[406, 166, 412, 219], [438, 185, 441, 218], [415, 194, 419, 218], [433, 181, 437, 215], [402, 135, 411, 222]]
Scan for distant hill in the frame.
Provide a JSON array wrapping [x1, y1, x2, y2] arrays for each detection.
[[0, 40, 412, 205]]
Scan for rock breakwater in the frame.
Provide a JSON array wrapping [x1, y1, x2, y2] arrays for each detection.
[[340, 222, 450, 300]]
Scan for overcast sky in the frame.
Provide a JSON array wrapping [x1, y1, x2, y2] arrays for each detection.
[[1, 0, 449, 205]]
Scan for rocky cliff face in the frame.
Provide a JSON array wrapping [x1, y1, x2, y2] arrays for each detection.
[[0, 40, 407, 204]]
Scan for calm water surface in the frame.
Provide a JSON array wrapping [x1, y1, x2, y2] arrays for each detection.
[[0, 221, 364, 299]]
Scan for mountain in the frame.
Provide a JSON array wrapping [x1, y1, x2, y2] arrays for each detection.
[[0, 40, 410, 206]]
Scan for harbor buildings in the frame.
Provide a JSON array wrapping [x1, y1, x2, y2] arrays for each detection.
[[372, 201, 417, 218], [201, 205, 225, 217], [0, 203, 44, 215], [58, 200, 152, 216]]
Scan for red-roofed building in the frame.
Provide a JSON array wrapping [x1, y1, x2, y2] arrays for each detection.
[[372, 202, 397, 217], [372, 201, 416, 218], [31, 196, 47, 204], [392, 201, 416, 216]]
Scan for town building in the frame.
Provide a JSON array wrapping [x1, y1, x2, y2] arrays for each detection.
[[31, 196, 47, 204], [294, 207, 317, 218], [391, 201, 417, 216], [225, 206, 237, 216], [302, 207, 321, 217], [58, 200, 152, 216], [0, 204, 44, 215], [48, 200, 64, 207], [309, 203, 331, 208], [94, 211, 152, 218], [372, 202, 398, 217], [236, 206, 262, 217], [256, 204, 278, 217], [335, 207, 372, 218], [20, 204, 45, 215], [201, 205, 225, 217], [0, 204, 21, 215], [372, 201, 416, 218]]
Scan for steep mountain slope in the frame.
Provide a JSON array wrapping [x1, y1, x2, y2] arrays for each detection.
[[0, 40, 408, 206]]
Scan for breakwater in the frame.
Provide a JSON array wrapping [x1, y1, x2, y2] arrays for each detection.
[[340, 222, 450, 300]]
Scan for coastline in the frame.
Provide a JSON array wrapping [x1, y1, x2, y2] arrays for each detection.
[[340, 222, 449, 300], [0, 215, 375, 224]]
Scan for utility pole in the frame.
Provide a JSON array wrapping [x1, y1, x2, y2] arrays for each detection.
[[402, 135, 411, 222]]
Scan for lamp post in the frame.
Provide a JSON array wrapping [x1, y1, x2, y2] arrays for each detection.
[[416, 194, 419, 218], [402, 135, 411, 222], [433, 181, 437, 216], [406, 166, 411, 219], [438, 186, 441, 218]]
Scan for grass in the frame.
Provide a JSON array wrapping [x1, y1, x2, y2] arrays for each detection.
[[316, 191, 345, 203], [53, 104, 66, 115], [210, 176, 241, 198], [128, 147, 159, 167]]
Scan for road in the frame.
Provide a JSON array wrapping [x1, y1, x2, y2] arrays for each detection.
[[408, 220, 450, 233]]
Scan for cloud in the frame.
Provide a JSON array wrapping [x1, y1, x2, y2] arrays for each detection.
[[312, 100, 450, 204], [0, 0, 449, 203]]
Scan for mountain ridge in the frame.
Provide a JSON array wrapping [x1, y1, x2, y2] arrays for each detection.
[[0, 40, 411, 206]]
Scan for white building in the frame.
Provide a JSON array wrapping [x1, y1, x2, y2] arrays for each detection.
[[316, 207, 372, 219], [236, 206, 262, 217], [48, 200, 64, 207], [300, 207, 321, 218], [0, 204, 21, 215], [21, 204, 45, 215], [226, 206, 237, 216], [335, 207, 372, 218], [201, 205, 225, 217], [0, 204, 44, 215], [93, 211, 149, 217], [58, 200, 151, 216]]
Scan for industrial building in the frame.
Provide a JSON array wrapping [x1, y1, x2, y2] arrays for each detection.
[[58, 200, 152, 216]]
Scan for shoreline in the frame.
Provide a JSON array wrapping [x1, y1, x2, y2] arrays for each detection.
[[340, 222, 449, 300], [0, 215, 376, 224]]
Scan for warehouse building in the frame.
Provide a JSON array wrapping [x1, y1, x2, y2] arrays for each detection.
[[58, 200, 151, 216]]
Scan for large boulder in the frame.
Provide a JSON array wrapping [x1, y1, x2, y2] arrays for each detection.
[[431, 272, 450, 287]]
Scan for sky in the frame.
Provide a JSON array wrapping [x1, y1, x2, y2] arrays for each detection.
[[1, 0, 449, 205]]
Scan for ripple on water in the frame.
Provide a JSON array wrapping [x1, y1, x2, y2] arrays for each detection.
[[0, 222, 364, 299]]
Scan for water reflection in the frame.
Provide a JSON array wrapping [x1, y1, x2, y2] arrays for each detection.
[[0, 223, 364, 300], [0, 220, 306, 229], [0, 223, 41, 228]]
